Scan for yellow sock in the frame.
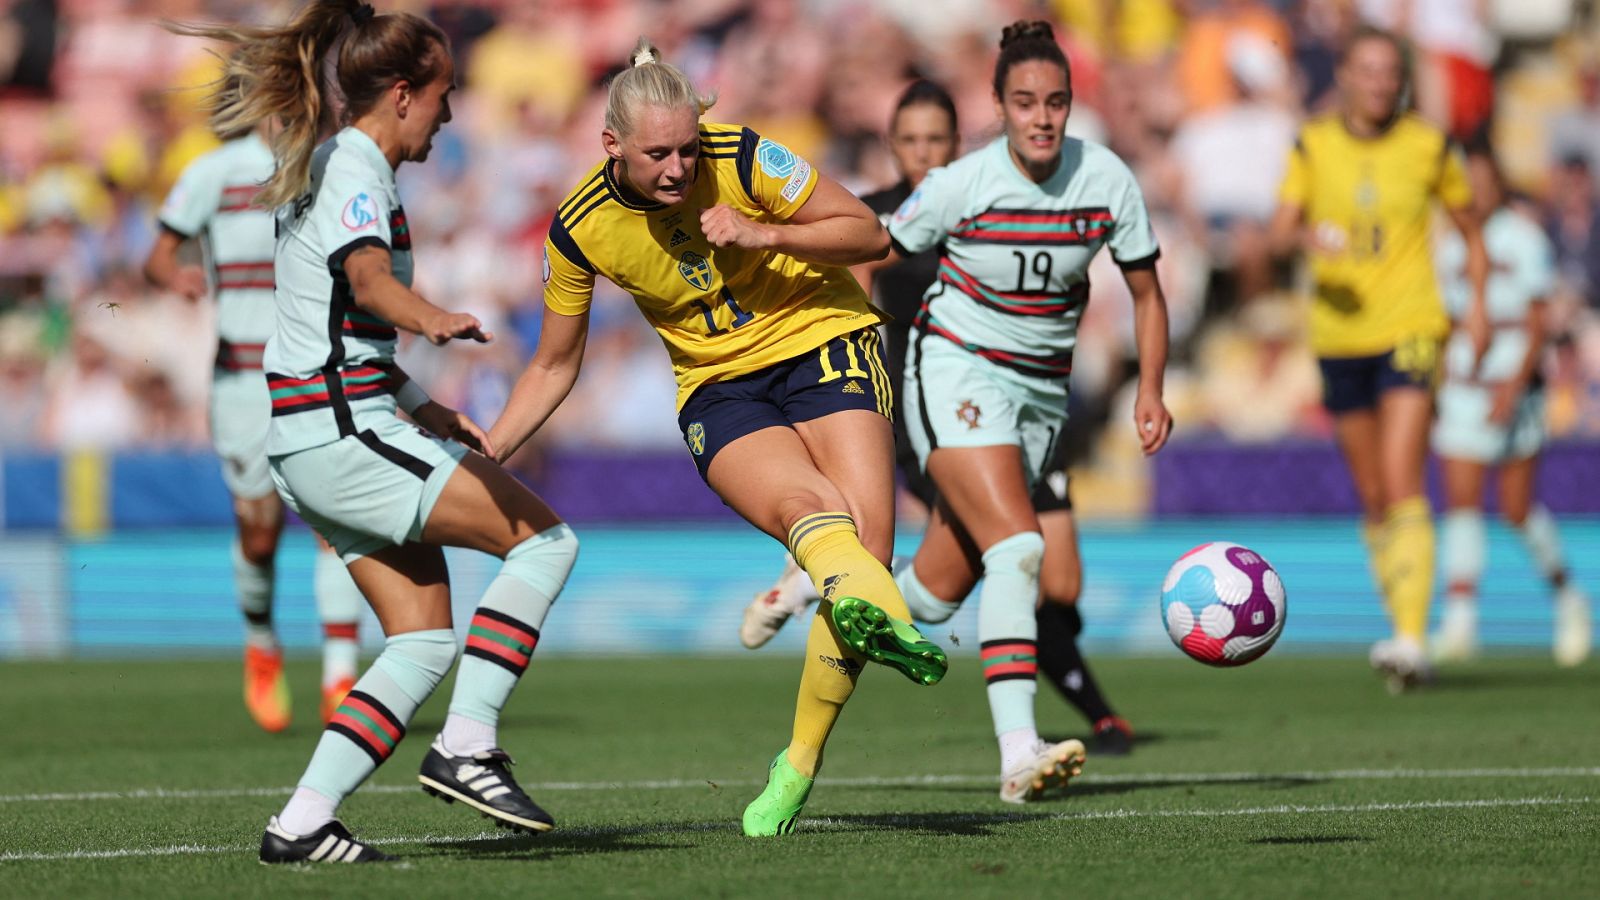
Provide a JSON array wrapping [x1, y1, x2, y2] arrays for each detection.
[[787, 608, 859, 778], [1362, 519, 1391, 613], [1384, 496, 1435, 642], [782, 513, 912, 777], [785, 513, 912, 622]]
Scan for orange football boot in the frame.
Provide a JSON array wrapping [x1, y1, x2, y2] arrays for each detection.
[[243, 644, 292, 733]]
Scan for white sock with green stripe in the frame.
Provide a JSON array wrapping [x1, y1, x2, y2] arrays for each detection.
[[442, 525, 578, 756], [978, 532, 1045, 772], [232, 540, 276, 650], [280, 629, 457, 834]]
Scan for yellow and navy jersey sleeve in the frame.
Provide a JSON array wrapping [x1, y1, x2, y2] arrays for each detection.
[[543, 222, 596, 315], [544, 138, 878, 409], [543, 166, 605, 315], [702, 123, 818, 220], [1434, 140, 1472, 211]]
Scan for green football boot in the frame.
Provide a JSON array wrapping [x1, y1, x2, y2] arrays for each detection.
[[830, 596, 948, 686], [742, 751, 814, 837]]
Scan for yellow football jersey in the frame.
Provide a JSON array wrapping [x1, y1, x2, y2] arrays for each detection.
[[543, 123, 882, 409], [1279, 113, 1472, 358]]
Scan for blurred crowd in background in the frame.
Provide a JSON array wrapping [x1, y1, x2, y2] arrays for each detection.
[[2, 0, 1599, 480]]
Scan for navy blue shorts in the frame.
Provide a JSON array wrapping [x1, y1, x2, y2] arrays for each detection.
[[1317, 336, 1441, 414], [678, 328, 892, 480]]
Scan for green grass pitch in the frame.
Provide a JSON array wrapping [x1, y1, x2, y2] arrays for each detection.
[[1, 654, 1595, 897]]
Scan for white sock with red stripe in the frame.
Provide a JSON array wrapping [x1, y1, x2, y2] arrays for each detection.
[[978, 532, 1045, 773], [314, 549, 363, 688], [233, 540, 277, 650], [442, 525, 578, 756], [1441, 508, 1485, 608]]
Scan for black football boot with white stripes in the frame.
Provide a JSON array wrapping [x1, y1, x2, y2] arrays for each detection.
[[259, 818, 392, 864], [417, 737, 555, 833]]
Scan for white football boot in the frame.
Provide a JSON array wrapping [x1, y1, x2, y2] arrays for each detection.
[[1370, 636, 1432, 694], [999, 739, 1087, 804], [1430, 601, 1479, 663], [1554, 586, 1592, 669], [739, 555, 817, 649]]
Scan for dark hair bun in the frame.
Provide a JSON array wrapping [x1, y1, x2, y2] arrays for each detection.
[[1000, 20, 1055, 49]]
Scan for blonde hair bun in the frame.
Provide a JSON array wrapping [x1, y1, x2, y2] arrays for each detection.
[[604, 36, 716, 136], [631, 37, 661, 68]]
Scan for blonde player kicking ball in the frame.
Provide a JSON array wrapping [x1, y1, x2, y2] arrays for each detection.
[[490, 38, 947, 837], [1430, 144, 1592, 666], [145, 97, 367, 732], [1271, 27, 1490, 692], [743, 78, 1137, 757], [176, 0, 579, 863]]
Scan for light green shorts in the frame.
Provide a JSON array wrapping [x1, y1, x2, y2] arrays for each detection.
[[903, 331, 1068, 489], [269, 413, 468, 561], [209, 370, 273, 499], [1432, 381, 1545, 464]]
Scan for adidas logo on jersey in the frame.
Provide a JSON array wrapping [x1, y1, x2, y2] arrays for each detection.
[[842, 381, 865, 395], [669, 228, 692, 247]]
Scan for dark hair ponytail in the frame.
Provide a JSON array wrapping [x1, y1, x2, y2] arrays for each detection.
[[891, 79, 958, 134], [993, 20, 1070, 98]]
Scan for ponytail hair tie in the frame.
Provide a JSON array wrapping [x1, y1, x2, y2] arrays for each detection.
[[351, 3, 375, 25]]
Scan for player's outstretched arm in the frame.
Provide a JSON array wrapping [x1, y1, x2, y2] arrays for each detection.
[[343, 244, 493, 345], [700, 175, 889, 267], [1492, 295, 1548, 424], [1446, 204, 1492, 365], [1122, 265, 1173, 456], [375, 363, 495, 458], [488, 305, 589, 464], [1267, 201, 1307, 260], [142, 229, 208, 301]]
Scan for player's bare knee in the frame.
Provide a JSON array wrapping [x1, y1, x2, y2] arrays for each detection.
[[855, 526, 893, 566], [238, 526, 279, 566], [1501, 504, 1530, 528], [775, 488, 848, 536], [1040, 570, 1081, 606]]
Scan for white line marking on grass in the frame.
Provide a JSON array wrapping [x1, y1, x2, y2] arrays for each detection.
[[3, 767, 1597, 805], [2, 797, 1591, 863], [0, 830, 506, 864]]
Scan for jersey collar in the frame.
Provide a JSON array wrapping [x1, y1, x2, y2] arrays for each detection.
[[604, 158, 667, 212], [1338, 111, 1401, 142], [993, 135, 1082, 194]]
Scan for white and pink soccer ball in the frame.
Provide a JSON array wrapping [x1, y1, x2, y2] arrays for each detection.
[[1160, 542, 1286, 666]]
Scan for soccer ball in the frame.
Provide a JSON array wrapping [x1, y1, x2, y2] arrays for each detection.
[[1160, 542, 1286, 666]]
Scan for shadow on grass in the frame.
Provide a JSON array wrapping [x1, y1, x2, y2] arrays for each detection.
[[1424, 669, 1589, 692], [1251, 835, 1369, 846], [806, 810, 1053, 836], [417, 823, 705, 860], [412, 809, 1054, 854], [1037, 728, 1221, 748], [854, 772, 1325, 800]]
